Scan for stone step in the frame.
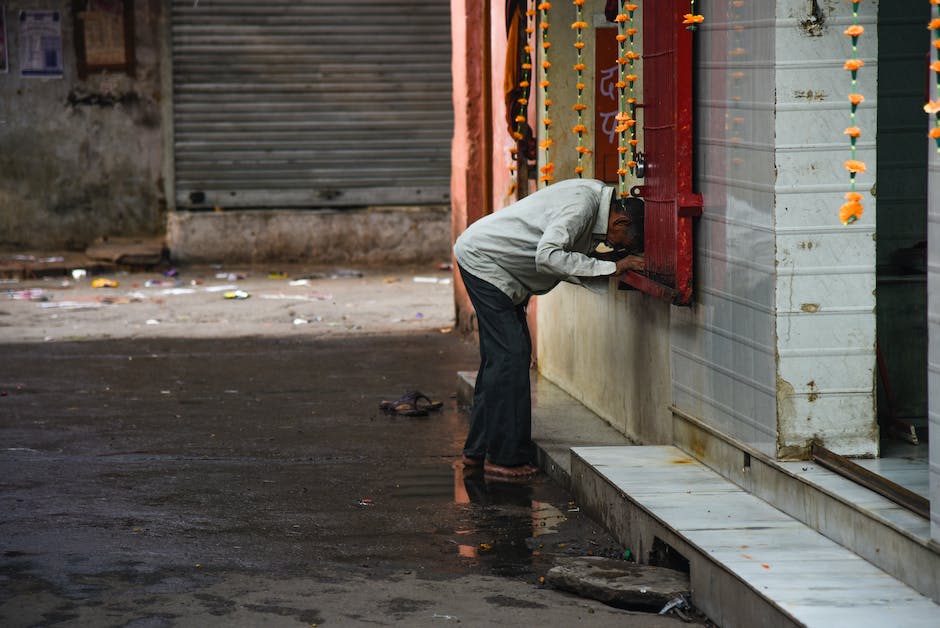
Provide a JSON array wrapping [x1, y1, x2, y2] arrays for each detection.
[[570, 445, 940, 628]]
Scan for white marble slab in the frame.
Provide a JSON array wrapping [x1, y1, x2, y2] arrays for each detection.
[[574, 446, 940, 627]]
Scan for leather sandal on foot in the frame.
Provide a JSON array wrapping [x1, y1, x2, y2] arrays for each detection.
[[483, 461, 540, 479], [379, 390, 444, 416]]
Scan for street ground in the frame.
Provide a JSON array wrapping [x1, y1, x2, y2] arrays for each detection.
[[1, 264, 703, 626]]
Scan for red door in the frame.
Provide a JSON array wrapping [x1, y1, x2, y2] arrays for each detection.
[[620, 1, 702, 305]]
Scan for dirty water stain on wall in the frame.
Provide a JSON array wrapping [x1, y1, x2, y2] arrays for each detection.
[[0, 1, 165, 250]]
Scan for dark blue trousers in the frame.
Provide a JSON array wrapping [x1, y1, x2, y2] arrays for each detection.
[[459, 265, 536, 467]]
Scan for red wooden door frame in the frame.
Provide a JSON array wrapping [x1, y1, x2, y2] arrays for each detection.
[[620, 0, 702, 306]]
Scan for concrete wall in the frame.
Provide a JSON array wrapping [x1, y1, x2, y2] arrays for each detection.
[[671, 0, 778, 456], [0, 0, 166, 250], [168, 207, 451, 266], [772, 0, 877, 458], [672, 0, 879, 459]]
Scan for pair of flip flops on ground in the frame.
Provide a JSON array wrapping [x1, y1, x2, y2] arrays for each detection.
[[379, 390, 443, 416]]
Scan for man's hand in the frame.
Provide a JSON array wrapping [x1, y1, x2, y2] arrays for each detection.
[[614, 254, 645, 274]]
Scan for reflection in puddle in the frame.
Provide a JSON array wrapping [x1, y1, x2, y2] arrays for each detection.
[[446, 462, 600, 578]]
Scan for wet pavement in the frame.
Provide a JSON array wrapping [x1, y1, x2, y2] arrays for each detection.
[[1, 278, 702, 626]]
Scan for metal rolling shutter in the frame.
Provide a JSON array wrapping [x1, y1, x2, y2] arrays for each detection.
[[170, 0, 452, 209]]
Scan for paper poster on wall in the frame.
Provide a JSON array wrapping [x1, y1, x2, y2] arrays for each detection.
[[0, 7, 9, 73], [74, 0, 134, 78], [19, 10, 64, 78]]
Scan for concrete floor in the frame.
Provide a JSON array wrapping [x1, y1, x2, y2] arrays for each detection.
[[0, 266, 700, 627]]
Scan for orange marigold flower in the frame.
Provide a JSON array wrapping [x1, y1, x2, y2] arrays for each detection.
[[933, 39, 940, 49], [615, 81, 627, 89], [626, 51, 641, 60], [540, 162, 554, 174], [515, 115, 526, 123], [576, 83, 585, 90], [930, 127, 940, 139], [843, 126, 861, 138], [844, 25, 864, 37], [929, 18, 940, 30], [575, 166, 584, 174], [512, 131, 524, 140], [629, 139, 639, 146], [573, 63, 586, 71], [537, 2, 551, 9], [627, 97, 637, 104], [617, 57, 629, 65], [539, 139, 553, 149], [540, 22, 549, 29], [542, 60, 552, 69], [839, 201, 864, 225], [683, 14, 705, 26], [522, 63, 532, 70], [540, 80, 550, 88], [844, 159, 867, 174], [572, 124, 587, 133], [931, 62, 940, 73], [844, 192, 863, 201], [524, 45, 532, 53], [627, 28, 637, 36], [526, 9, 536, 16], [545, 99, 553, 106], [625, 74, 638, 82], [926, 100, 940, 114], [542, 118, 552, 125], [615, 124, 630, 133], [848, 93, 865, 105], [574, 42, 585, 49], [625, 4, 638, 11], [576, 146, 591, 154], [572, 103, 587, 111], [573, 0, 585, 4], [844, 59, 864, 71], [543, 42, 552, 49], [628, 160, 637, 168], [517, 97, 528, 105], [525, 27, 534, 34], [617, 168, 629, 176], [571, 21, 588, 29], [616, 34, 628, 42], [617, 146, 629, 153], [520, 80, 530, 87], [614, 13, 627, 22], [615, 111, 632, 121]]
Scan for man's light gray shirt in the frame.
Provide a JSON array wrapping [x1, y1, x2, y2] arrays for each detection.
[[453, 179, 617, 305]]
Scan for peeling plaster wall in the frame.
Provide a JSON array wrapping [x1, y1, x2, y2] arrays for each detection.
[[0, 1, 165, 251]]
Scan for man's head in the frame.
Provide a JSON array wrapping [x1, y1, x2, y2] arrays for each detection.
[[606, 197, 644, 252]]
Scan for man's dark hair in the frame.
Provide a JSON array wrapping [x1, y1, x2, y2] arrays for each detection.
[[612, 197, 644, 252]]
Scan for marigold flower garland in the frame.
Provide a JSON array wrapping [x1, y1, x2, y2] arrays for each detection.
[[683, 0, 704, 31], [538, 2, 554, 183], [510, 2, 537, 192], [613, 3, 638, 197], [571, 0, 588, 176], [926, 2, 940, 153], [840, 0, 865, 226]]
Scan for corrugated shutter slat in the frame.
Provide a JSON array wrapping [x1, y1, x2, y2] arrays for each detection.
[[171, 0, 452, 208]]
